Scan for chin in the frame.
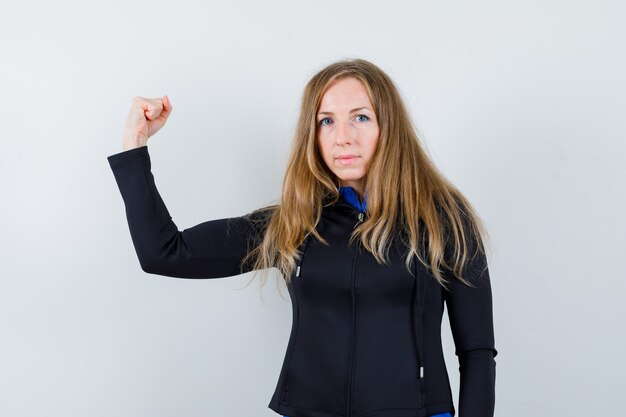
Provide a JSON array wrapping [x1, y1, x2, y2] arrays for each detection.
[[338, 174, 365, 182]]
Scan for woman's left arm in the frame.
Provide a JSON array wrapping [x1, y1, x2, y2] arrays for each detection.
[[443, 232, 498, 417]]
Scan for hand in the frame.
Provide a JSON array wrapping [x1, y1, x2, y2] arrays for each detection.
[[122, 95, 173, 151]]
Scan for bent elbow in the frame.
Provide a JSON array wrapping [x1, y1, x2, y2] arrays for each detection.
[[137, 253, 164, 275]]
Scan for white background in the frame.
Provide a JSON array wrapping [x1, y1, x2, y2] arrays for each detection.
[[1, 1, 624, 416]]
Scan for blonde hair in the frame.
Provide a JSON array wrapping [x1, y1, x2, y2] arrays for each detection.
[[240, 58, 490, 294]]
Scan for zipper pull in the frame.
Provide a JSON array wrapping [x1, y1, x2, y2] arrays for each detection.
[[419, 365, 424, 379], [353, 211, 365, 229]]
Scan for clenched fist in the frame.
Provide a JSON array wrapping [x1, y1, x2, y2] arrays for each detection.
[[122, 95, 173, 151]]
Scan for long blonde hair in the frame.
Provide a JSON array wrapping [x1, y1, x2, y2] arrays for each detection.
[[240, 58, 490, 293]]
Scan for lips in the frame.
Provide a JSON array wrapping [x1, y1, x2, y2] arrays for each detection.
[[336, 155, 360, 165]]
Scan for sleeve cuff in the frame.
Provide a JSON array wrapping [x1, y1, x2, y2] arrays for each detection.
[[107, 145, 149, 168]]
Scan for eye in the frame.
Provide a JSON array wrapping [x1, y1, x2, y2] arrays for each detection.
[[355, 114, 370, 122], [319, 117, 332, 126]]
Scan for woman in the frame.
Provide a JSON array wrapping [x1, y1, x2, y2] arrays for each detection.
[[108, 58, 497, 417]]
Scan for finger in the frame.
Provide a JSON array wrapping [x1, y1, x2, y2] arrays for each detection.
[[163, 95, 172, 111]]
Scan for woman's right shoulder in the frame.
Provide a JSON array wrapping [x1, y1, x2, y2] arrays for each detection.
[[240, 204, 278, 235]]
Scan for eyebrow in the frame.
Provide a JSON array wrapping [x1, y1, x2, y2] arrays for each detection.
[[317, 107, 372, 116]]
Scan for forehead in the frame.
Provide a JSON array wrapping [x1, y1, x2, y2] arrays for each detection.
[[318, 77, 372, 110]]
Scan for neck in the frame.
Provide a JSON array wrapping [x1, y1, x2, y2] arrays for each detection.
[[340, 182, 365, 201]]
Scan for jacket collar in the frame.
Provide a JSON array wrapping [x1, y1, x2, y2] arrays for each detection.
[[338, 186, 367, 213]]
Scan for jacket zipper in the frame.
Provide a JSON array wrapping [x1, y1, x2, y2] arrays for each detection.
[[353, 211, 364, 229], [346, 209, 364, 416]]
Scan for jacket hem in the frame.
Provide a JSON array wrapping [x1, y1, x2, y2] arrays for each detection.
[[269, 401, 344, 417], [269, 400, 455, 417]]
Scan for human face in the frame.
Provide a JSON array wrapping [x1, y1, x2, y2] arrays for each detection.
[[316, 77, 379, 199]]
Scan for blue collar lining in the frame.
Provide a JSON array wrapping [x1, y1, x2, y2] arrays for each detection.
[[338, 186, 367, 213]]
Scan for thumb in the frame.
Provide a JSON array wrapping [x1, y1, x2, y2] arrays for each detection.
[[144, 107, 157, 121], [143, 97, 166, 121]]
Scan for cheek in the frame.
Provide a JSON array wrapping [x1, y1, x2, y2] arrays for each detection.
[[366, 131, 380, 156], [317, 137, 332, 163]]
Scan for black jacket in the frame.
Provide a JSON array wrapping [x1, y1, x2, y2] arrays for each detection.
[[107, 145, 498, 417]]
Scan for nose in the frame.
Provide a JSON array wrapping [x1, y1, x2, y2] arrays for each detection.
[[335, 120, 352, 145]]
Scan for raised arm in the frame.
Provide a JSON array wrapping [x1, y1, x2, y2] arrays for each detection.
[[443, 227, 498, 417], [107, 145, 266, 278], [108, 95, 268, 278]]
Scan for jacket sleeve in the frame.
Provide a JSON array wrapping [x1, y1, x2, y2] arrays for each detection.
[[107, 145, 265, 279], [443, 223, 498, 417]]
